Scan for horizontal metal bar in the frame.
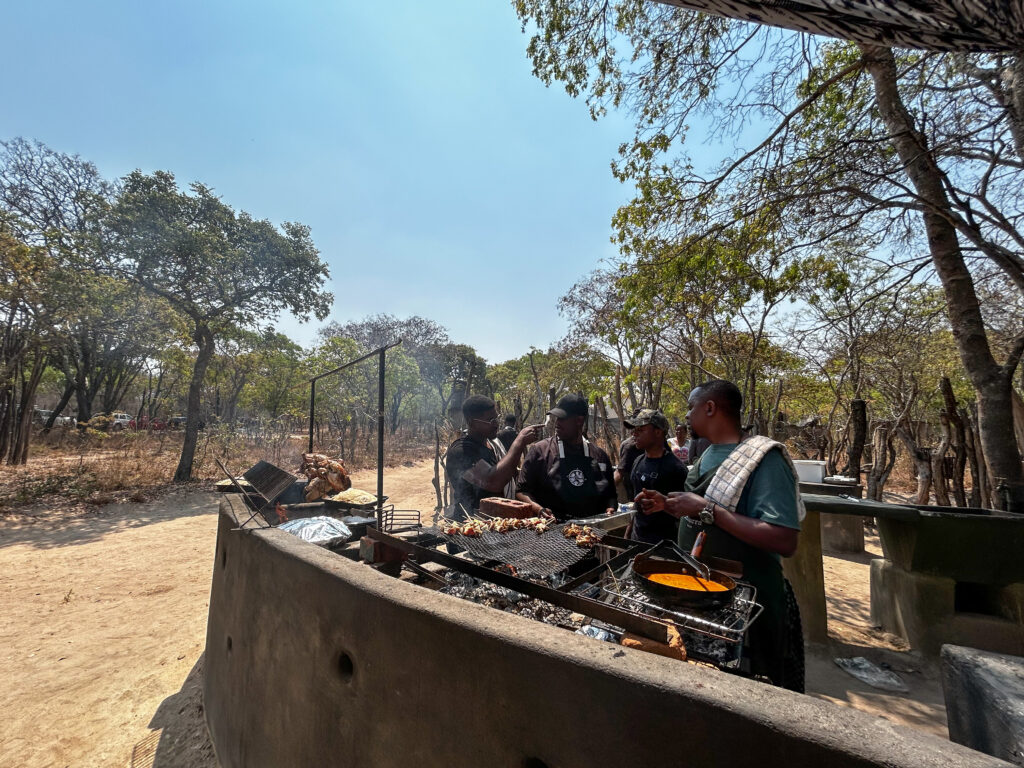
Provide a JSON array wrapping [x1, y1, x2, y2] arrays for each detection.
[[366, 529, 670, 643], [308, 340, 402, 383]]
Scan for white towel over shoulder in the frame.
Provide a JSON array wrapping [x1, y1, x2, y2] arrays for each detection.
[[704, 435, 806, 522]]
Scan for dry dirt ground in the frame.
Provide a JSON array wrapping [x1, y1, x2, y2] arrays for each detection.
[[1, 460, 949, 767]]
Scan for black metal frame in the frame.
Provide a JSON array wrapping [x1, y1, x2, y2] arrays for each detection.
[[365, 527, 671, 643], [306, 340, 402, 532]]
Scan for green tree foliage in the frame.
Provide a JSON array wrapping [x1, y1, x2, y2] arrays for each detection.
[[512, 2, 1024, 507], [0, 222, 74, 462], [105, 170, 332, 481]]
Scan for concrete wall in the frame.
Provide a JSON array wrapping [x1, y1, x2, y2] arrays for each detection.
[[781, 508, 829, 645], [204, 501, 1007, 768], [871, 559, 1024, 657]]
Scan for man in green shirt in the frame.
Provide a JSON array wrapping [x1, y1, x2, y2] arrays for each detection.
[[635, 380, 803, 690]]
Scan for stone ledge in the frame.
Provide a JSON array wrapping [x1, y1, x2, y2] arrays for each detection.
[[942, 645, 1024, 766]]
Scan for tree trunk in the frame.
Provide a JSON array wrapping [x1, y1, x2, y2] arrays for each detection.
[[896, 420, 934, 505], [223, 376, 247, 426], [74, 365, 91, 425], [966, 402, 993, 508], [174, 324, 216, 482], [44, 380, 76, 432], [431, 422, 443, 513], [9, 356, 45, 465], [941, 378, 968, 507], [1011, 388, 1024, 458], [961, 405, 982, 507], [863, 44, 1024, 512], [866, 425, 897, 501], [932, 413, 952, 507], [613, 367, 626, 437], [847, 399, 867, 483], [0, 386, 11, 460]]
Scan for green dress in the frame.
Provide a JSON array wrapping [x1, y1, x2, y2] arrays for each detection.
[[678, 444, 802, 689]]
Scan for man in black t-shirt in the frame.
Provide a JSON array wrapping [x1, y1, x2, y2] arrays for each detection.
[[625, 408, 688, 544], [444, 396, 540, 519], [614, 433, 643, 501]]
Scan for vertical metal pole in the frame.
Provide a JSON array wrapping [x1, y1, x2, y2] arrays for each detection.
[[308, 379, 316, 453], [377, 348, 386, 528]]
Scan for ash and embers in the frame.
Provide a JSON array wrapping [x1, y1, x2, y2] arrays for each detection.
[[439, 570, 749, 669], [440, 572, 588, 629]]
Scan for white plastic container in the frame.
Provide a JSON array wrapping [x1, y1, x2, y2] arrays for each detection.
[[792, 460, 826, 484]]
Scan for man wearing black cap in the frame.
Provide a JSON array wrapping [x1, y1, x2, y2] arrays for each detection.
[[516, 394, 617, 521], [625, 408, 688, 544]]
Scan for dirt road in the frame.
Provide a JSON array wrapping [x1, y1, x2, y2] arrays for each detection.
[[0, 460, 948, 767]]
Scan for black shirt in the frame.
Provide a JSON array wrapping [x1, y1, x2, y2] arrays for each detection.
[[444, 436, 500, 518], [496, 426, 518, 451], [517, 436, 616, 521], [615, 435, 643, 498], [630, 451, 688, 544]]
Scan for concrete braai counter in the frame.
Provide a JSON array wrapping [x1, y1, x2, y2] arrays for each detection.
[[203, 497, 1006, 768]]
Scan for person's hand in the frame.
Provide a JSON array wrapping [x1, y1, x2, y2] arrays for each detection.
[[525, 500, 547, 517], [513, 424, 544, 449], [664, 492, 706, 520], [634, 489, 666, 514]]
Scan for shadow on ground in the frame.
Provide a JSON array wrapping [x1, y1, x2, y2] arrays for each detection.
[[806, 639, 949, 737], [130, 654, 218, 768], [0, 489, 220, 551]]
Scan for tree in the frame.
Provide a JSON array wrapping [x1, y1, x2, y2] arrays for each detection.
[[320, 314, 448, 431], [511, 4, 1024, 508], [0, 222, 73, 463], [105, 171, 332, 481], [56, 275, 178, 423]]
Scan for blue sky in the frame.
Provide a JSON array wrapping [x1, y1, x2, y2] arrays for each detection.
[[3, 0, 640, 363]]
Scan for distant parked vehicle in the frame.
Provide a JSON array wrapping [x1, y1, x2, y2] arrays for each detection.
[[168, 416, 186, 429], [32, 409, 53, 426], [54, 415, 76, 427], [110, 412, 133, 431], [129, 416, 167, 431]]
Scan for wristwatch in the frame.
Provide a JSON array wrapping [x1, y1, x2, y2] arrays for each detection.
[[699, 500, 716, 526]]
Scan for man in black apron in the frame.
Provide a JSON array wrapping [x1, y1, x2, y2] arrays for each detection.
[[635, 381, 803, 690], [517, 394, 617, 521]]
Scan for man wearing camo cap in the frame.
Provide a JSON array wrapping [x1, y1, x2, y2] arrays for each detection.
[[624, 408, 688, 544]]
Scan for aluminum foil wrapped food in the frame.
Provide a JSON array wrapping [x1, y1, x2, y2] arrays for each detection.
[[278, 516, 352, 547], [300, 452, 352, 501]]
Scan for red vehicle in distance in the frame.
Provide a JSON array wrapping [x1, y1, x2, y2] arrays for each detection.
[[128, 416, 168, 431]]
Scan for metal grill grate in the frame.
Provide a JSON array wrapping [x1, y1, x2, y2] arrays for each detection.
[[598, 578, 763, 669], [420, 523, 606, 577], [241, 461, 298, 505]]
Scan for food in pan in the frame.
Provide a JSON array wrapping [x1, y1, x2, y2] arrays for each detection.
[[647, 573, 729, 592]]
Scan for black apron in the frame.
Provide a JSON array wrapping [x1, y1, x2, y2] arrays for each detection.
[[548, 438, 610, 521], [679, 452, 794, 687]]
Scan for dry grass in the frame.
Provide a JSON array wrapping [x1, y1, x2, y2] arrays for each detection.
[[0, 426, 436, 522]]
